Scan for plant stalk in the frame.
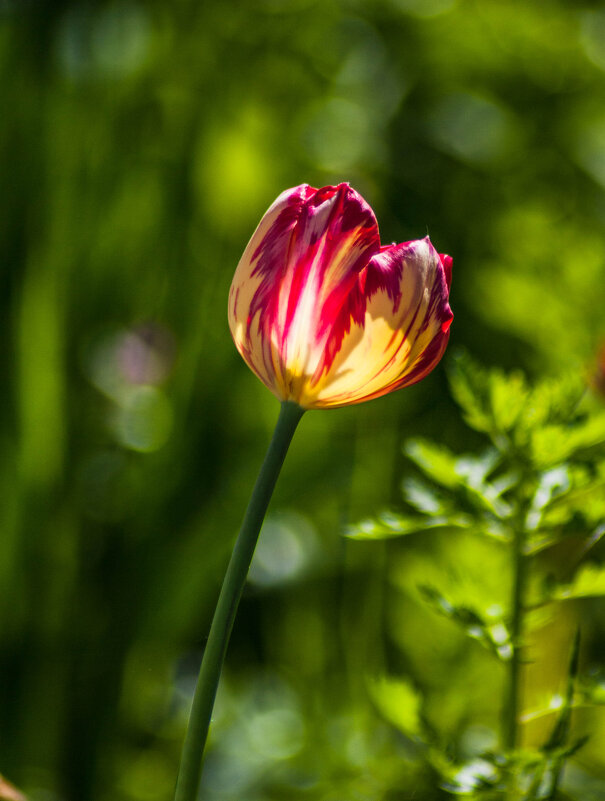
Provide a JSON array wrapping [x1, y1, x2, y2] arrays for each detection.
[[174, 400, 305, 801], [504, 519, 528, 753]]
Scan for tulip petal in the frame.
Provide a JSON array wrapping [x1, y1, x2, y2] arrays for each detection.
[[303, 237, 453, 408], [440, 253, 453, 290], [229, 183, 380, 402]]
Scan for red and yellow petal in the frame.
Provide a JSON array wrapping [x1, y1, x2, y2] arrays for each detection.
[[299, 237, 453, 408], [228, 183, 380, 402]]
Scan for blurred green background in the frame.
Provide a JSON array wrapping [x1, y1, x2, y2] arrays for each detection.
[[2, 0, 605, 799]]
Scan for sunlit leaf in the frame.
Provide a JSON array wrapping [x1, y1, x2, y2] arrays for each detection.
[[552, 563, 605, 600], [404, 439, 461, 489], [454, 449, 500, 488], [524, 533, 560, 556], [539, 468, 605, 530], [368, 675, 424, 739], [403, 476, 450, 514], [518, 373, 586, 432], [418, 585, 513, 660], [440, 756, 500, 794], [489, 369, 529, 433], [448, 352, 498, 438], [449, 354, 598, 472], [525, 466, 571, 531], [530, 412, 605, 468], [346, 508, 472, 540], [404, 440, 513, 519]]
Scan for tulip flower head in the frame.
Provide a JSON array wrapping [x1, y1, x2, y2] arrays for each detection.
[[229, 183, 453, 409]]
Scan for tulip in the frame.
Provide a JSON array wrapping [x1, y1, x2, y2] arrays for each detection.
[[175, 184, 453, 801], [229, 183, 453, 408]]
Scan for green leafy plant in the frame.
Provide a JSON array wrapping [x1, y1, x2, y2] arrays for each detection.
[[348, 353, 605, 799]]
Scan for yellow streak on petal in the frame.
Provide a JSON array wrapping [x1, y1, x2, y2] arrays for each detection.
[[306, 239, 443, 408]]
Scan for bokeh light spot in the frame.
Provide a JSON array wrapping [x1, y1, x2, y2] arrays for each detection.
[[113, 386, 172, 453], [427, 92, 516, 166], [249, 511, 319, 587]]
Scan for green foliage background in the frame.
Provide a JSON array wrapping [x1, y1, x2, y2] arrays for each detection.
[[1, 0, 605, 799]]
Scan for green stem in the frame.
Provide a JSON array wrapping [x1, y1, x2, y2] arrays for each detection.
[[504, 521, 528, 753], [174, 400, 305, 801]]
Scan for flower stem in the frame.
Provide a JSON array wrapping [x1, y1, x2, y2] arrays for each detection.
[[174, 400, 305, 801], [504, 520, 528, 753]]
